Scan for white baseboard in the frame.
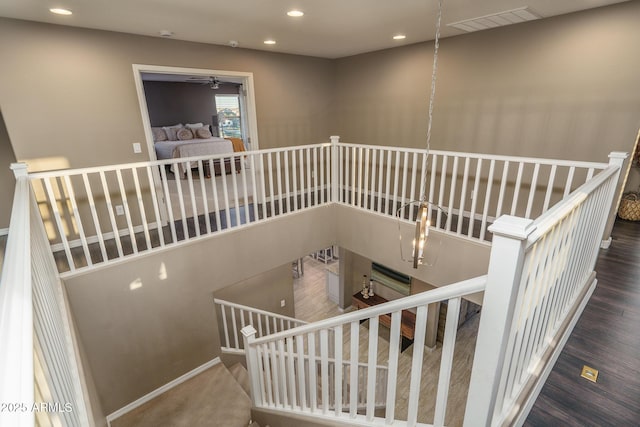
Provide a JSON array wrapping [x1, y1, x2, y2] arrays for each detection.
[[106, 357, 221, 426], [0, 227, 8, 237], [51, 222, 159, 253], [600, 237, 612, 249]]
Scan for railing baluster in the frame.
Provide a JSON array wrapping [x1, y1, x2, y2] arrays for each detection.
[[43, 177, 75, 270], [409, 152, 418, 220], [262, 343, 274, 405], [468, 159, 483, 239], [434, 297, 461, 426], [62, 175, 92, 266], [446, 156, 459, 232], [392, 152, 401, 215], [185, 165, 200, 237], [357, 146, 364, 208], [407, 305, 428, 426], [220, 305, 230, 349], [510, 162, 525, 216], [299, 149, 306, 209], [286, 337, 297, 409], [250, 155, 260, 220], [230, 153, 242, 226], [130, 168, 152, 250], [564, 166, 575, 197], [525, 163, 540, 218], [542, 165, 557, 214], [306, 148, 313, 207], [437, 155, 448, 229], [159, 165, 177, 244], [457, 157, 470, 234], [292, 151, 299, 211], [320, 329, 329, 413], [376, 149, 385, 213], [174, 164, 189, 240], [400, 152, 409, 218], [333, 325, 343, 416], [197, 161, 212, 234], [428, 153, 438, 225], [220, 157, 232, 228], [99, 171, 124, 257], [308, 332, 317, 411], [82, 173, 109, 261], [313, 147, 319, 206], [284, 150, 291, 213], [208, 160, 222, 232], [349, 320, 359, 418], [365, 316, 379, 421], [277, 339, 288, 407], [296, 335, 307, 410], [351, 146, 357, 207], [145, 166, 165, 247], [363, 148, 370, 210], [384, 150, 392, 215], [276, 151, 283, 213], [369, 149, 377, 211], [231, 308, 239, 350], [496, 160, 510, 219], [385, 311, 401, 424], [115, 169, 138, 253], [480, 159, 496, 241], [240, 156, 251, 224]]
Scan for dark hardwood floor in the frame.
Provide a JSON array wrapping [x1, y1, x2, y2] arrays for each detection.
[[525, 219, 640, 426]]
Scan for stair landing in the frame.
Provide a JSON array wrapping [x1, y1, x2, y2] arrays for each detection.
[[110, 362, 252, 427]]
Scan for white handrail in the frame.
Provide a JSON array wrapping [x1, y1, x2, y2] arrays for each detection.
[[252, 275, 486, 345], [0, 165, 34, 427]]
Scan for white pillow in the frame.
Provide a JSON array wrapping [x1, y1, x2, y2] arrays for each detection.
[[151, 127, 167, 142], [163, 124, 183, 141], [185, 122, 204, 129]]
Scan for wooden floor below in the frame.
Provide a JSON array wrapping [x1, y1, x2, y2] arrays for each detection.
[[526, 219, 640, 426]]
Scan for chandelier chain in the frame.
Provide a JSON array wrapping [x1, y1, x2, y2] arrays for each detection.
[[420, 0, 443, 202]]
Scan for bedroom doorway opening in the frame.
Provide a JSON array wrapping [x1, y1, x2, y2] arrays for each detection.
[[132, 64, 261, 226], [132, 64, 259, 160]]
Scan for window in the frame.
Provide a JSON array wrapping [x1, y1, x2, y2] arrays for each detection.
[[215, 94, 243, 139]]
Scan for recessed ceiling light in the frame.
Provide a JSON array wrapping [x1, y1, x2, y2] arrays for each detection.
[[49, 8, 72, 16], [264, 39, 276, 45], [393, 34, 407, 40], [287, 10, 304, 17]]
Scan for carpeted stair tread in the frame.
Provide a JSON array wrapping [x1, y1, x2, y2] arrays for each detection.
[[229, 362, 251, 397], [111, 362, 251, 427]]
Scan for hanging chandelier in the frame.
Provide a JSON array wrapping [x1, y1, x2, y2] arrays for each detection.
[[398, 0, 447, 269]]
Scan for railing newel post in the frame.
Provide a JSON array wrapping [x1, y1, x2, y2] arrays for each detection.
[[241, 325, 262, 407], [601, 151, 629, 248], [464, 215, 536, 427]]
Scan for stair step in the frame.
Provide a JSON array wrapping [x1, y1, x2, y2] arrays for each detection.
[[229, 362, 251, 397]]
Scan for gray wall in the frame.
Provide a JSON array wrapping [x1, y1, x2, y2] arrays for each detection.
[[0, 110, 16, 229], [333, 2, 640, 169], [0, 18, 334, 169], [63, 206, 334, 414], [143, 81, 221, 128]]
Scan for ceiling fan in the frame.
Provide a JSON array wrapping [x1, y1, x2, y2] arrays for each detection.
[[187, 76, 221, 89]]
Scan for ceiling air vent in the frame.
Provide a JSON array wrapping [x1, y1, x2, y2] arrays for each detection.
[[447, 7, 540, 33]]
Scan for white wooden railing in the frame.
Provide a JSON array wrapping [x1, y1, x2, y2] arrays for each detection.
[[29, 143, 331, 274], [0, 164, 90, 427], [465, 152, 626, 426], [215, 298, 388, 412], [241, 276, 487, 426], [214, 298, 307, 354], [26, 137, 608, 275], [336, 141, 608, 242]]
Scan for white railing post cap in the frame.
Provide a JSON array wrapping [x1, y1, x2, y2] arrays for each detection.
[[488, 215, 536, 240], [241, 325, 258, 338], [330, 135, 340, 143], [10, 162, 28, 177], [608, 151, 628, 160]]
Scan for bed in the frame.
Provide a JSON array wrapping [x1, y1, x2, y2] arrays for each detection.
[[153, 125, 244, 176]]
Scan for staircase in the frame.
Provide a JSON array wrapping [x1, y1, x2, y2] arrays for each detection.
[[110, 361, 264, 427]]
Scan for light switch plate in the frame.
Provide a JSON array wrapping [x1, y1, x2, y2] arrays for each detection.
[[133, 142, 142, 153]]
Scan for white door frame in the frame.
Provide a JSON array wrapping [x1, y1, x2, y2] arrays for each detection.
[[132, 64, 260, 160], [131, 64, 261, 225]]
